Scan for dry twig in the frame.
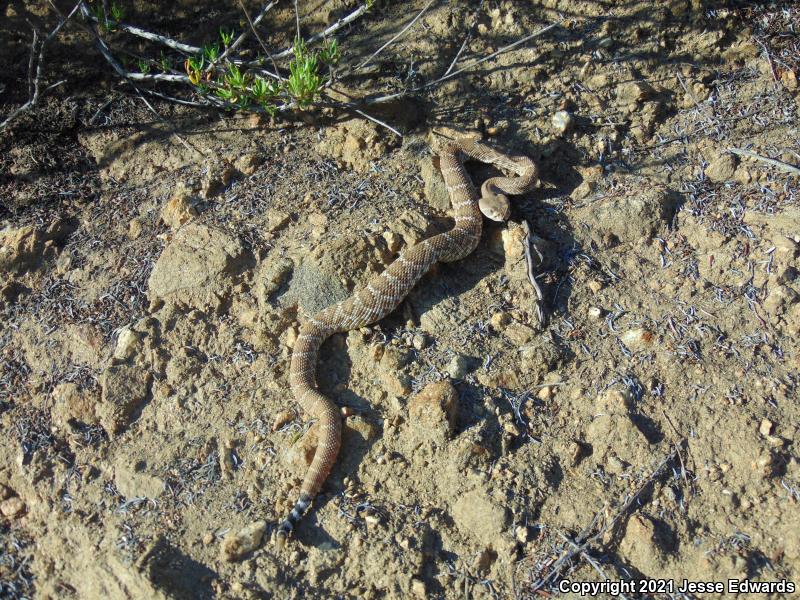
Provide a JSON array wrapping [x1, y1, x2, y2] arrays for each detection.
[[108, 20, 200, 54], [520, 220, 546, 327], [443, 1, 484, 77], [273, 3, 371, 59], [529, 445, 680, 593], [355, 0, 437, 71], [361, 21, 559, 105], [0, 2, 81, 131], [219, 1, 278, 66], [233, 0, 282, 80], [729, 147, 800, 176]]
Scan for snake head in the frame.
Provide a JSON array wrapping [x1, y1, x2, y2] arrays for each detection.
[[478, 191, 511, 221]]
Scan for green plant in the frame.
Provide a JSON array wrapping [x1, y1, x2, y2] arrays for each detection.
[[224, 63, 248, 89], [319, 38, 341, 66], [158, 51, 171, 72], [203, 42, 220, 63], [88, 2, 104, 23], [109, 2, 124, 23], [137, 59, 150, 74], [250, 76, 280, 103], [185, 55, 205, 84], [215, 86, 235, 101], [220, 28, 235, 47], [286, 37, 323, 107], [90, 1, 125, 31]]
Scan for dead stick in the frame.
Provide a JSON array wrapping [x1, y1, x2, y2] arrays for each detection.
[[233, 0, 282, 80], [531, 445, 679, 591], [521, 220, 546, 327], [729, 148, 800, 176], [355, 21, 558, 105], [111, 21, 200, 54], [217, 1, 278, 65], [272, 3, 370, 59], [1, 3, 82, 131], [355, 0, 437, 71], [425, 22, 559, 89], [443, 1, 484, 77]]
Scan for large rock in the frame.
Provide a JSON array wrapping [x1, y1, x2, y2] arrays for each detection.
[[407, 380, 459, 445], [51, 382, 98, 428], [705, 153, 737, 183], [281, 257, 349, 316], [147, 223, 247, 306], [451, 489, 509, 542], [0, 219, 76, 274], [420, 156, 450, 212], [618, 514, 669, 571], [220, 520, 267, 561], [408, 380, 458, 435], [97, 364, 152, 435], [114, 460, 165, 500], [573, 183, 677, 245], [316, 119, 396, 173], [585, 389, 649, 470]]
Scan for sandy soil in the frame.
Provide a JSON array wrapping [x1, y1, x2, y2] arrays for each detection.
[[1, 1, 799, 598]]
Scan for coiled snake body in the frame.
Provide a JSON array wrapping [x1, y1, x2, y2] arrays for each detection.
[[276, 139, 538, 545]]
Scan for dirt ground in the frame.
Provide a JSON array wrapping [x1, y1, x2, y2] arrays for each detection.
[[1, 1, 799, 598]]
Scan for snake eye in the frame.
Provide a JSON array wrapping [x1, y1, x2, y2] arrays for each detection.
[[478, 193, 511, 221]]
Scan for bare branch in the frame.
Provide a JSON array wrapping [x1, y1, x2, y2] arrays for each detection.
[[352, 108, 402, 138], [73, 2, 190, 83], [293, 0, 301, 42], [0, 3, 82, 131], [425, 22, 559, 89], [520, 220, 545, 328], [729, 147, 800, 176], [443, 2, 484, 77], [273, 3, 371, 59], [110, 21, 200, 54], [530, 445, 680, 592], [218, 1, 278, 66], [233, 0, 283, 80], [354, 21, 559, 106], [355, 0, 437, 72]]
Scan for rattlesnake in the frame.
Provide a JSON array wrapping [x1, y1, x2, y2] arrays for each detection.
[[276, 138, 538, 545]]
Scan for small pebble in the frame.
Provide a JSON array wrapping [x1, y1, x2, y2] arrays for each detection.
[[759, 418, 773, 437], [551, 110, 574, 134], [272, 410, 294, 432], [568, 440, 583, 466], [588, 306, 604, 319], [0, 497, 25, 519], [490, 312, 511, 329], [412, 333, 429, 351], [0, 484, 12, 501], [515, 525, 531, 543], [587, 280, 604, 293], [220, 520, 267, 561], [620, 328, 655, 351], [285, 327, 298, 349], [446, 354, 470, 379]]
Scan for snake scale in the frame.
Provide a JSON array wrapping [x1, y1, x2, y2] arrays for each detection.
[[276, 138, 538, 545]]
